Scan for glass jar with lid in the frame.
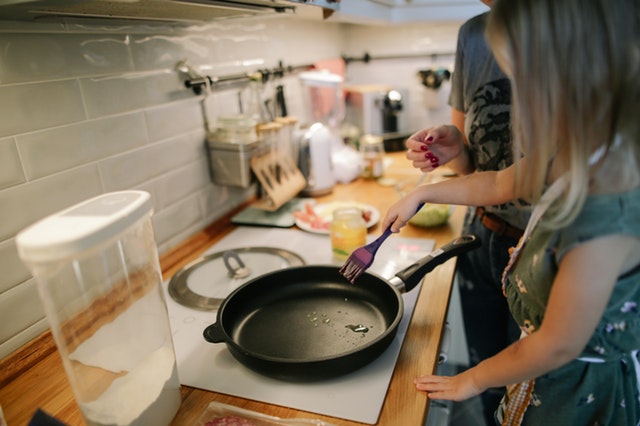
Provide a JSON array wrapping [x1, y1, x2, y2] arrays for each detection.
[[359, 134, 385, 179], [213, 115, 258, 144], [330, 207, 367, 262]]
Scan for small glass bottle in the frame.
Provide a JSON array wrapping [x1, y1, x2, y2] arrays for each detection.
[[359, 134, 385, 179], [330, 207, 367, 261]]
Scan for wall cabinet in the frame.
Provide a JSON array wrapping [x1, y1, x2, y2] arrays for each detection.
[[328, 0, 487, 24]]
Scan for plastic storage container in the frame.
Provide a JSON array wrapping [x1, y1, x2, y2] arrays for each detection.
[[16, 191, 181, 426]]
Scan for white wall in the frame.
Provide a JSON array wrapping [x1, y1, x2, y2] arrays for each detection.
[[0, 12, 463, 359], [343, 21, 460, 131]]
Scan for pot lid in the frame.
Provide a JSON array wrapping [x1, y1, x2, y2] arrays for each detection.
[[168, 247, 305, 311]]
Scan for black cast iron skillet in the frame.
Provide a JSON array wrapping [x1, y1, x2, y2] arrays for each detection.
[[203, 234, 480, 381]]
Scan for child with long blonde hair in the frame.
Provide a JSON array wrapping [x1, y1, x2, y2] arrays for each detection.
[[383, 0, 640, 423]]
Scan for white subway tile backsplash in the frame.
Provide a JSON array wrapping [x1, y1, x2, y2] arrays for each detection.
[[80, 71, 193, 118], [98, 129, 206, 191], [0, 278, 45, 349], [154, 158, 210, 210], [16, 113, 148, 180], [151, 192, 203, 245], [200, 184, 253, 222], [0, 137, 25, 190], [0, 164, 103, 241], [130, 32, 218, 72], [0, 80, 86, 138], [0, 317, 48, 363], [0, 33, 133, 84], [0, 238, 29, 294], [144, 100, 204, 142], [156, 183, 255, 254]]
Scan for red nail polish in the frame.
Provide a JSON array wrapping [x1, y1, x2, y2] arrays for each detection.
[[425, 152, 433, 158], [430, 156, 439, 163], [420, 145, 428, 151], [426, 136, 434, 142]]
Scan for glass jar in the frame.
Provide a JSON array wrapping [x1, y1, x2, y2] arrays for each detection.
[[213, 115, 258, 144], [359, 134, 385, 179], [330, 207, 367, 261]]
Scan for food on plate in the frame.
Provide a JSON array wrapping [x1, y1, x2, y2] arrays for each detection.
[[293, 202, 374, 231], [293, 202, 330, 231], [361, 208, 372, 223], [409, 203, 451, 227]]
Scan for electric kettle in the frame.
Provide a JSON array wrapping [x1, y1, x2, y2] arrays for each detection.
[[297, 122, 336, 196]]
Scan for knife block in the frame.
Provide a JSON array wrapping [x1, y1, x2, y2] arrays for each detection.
[[250, 151, 306, 211]]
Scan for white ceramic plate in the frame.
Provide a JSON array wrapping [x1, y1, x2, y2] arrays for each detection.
[[294, 201, 380, 234]]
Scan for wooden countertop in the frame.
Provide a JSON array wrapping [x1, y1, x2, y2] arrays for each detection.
[[0, 152, 464, 426]]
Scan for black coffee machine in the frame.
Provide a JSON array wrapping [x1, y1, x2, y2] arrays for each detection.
[[344, 85, 411, 152], [380, 89, 404, 134]]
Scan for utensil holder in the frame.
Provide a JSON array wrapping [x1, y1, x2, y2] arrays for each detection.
[[250, 151, 306, 211]]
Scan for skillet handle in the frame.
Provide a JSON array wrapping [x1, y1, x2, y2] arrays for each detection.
[[203, 322, 225, 343], [393, 234, 481, 293]]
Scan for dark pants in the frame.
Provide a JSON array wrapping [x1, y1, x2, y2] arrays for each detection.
[[456, 208, 521, 425]]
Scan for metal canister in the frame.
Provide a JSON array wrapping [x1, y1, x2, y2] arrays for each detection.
[[206, 114, 263, 188]]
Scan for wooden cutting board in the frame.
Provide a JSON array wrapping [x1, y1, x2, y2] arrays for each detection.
[[231, 198, 312, 227]]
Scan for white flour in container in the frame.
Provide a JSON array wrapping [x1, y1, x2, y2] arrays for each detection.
[[80, 346, 180, 426]]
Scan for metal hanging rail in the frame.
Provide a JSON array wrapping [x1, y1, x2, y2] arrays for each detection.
[[178, 60, 314, 95], [342, 51, 455, 65], [178, 51, 456, 95]]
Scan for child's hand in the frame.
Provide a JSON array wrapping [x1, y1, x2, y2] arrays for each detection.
[[382, 192, 424, 233], [406, 125, 464, 172], [414, 370, 484, 402]]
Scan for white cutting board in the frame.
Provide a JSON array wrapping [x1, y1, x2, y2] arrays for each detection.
[[164, 227, 435, 424]]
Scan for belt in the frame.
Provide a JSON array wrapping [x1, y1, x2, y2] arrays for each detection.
[[476, 207, 524, 240]]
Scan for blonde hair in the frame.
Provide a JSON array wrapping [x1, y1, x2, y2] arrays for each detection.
[[486, 0, 640, 229]]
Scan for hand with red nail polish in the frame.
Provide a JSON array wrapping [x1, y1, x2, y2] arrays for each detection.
[[404, 125, 465, 173]]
